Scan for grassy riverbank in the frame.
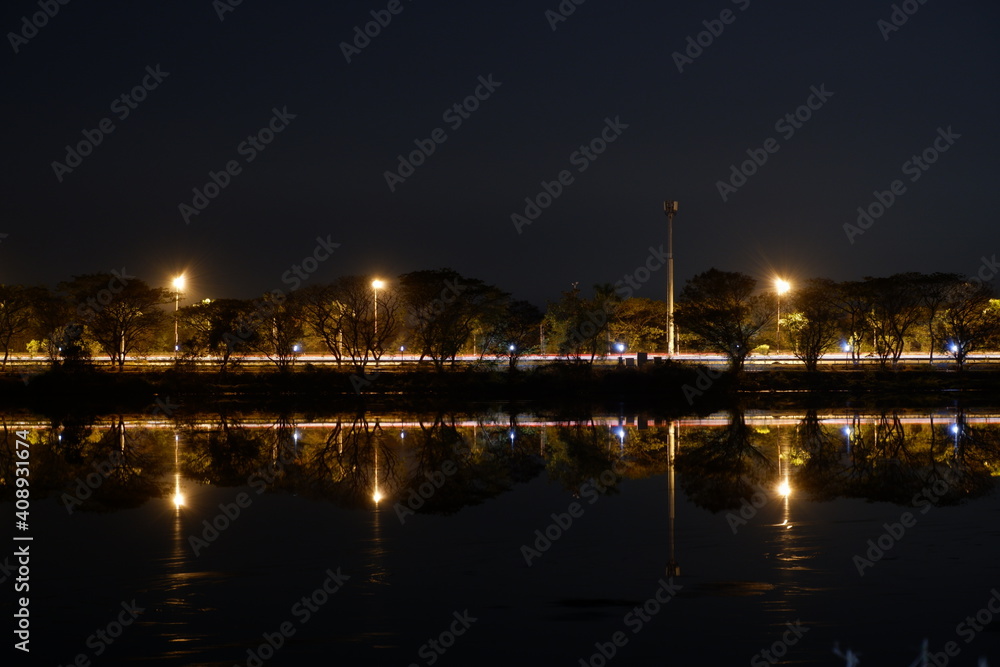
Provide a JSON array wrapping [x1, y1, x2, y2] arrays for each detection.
[[1, 361, 999, 414]]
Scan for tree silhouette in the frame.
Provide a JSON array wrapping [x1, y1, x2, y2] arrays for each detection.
[[675, 269, 770, 372]]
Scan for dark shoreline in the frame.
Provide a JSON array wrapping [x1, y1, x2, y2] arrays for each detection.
[[2, 362, 999, 416]]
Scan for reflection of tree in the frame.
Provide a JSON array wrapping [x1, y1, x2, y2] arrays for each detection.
[[298, 416, 398, 508], [942, 411, 999, 500], [544, 420, 623, 493], [187, 415, 271, 487], [51, 416, 165, 511], [675, 407, 772, 512], [9, 409, 998, 516], [793, 409, 843, 501], [790, 410, 999, 507], [842, 412, 933, 504], [394, 413, 544, 515]]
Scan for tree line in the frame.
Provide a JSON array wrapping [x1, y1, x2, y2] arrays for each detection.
[[674, 269, 1000, 371], [0, 268, 996, 372]]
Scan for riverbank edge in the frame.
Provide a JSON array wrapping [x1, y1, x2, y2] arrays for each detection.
[[2, 363, 999, 414]]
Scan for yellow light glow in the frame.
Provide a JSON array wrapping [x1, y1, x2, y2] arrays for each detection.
[[774, 278, 791, 295], [173, 492, 185, 508], [372, 490, 383, 503], [372, 279, 385, 290], [777, 480, 792, 497], [172, 275, 186, 291]]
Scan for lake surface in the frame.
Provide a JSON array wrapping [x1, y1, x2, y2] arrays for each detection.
[[5, 405, 1000, 666]]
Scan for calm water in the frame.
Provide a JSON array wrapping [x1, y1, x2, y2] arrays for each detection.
[[4, 406, 1000, 666]]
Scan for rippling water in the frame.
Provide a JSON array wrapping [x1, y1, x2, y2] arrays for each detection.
[[6, 406, 1000, 665]]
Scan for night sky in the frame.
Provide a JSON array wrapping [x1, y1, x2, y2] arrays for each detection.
[[2, 0, 997, 307]]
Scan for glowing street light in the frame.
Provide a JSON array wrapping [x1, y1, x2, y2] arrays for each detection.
[[774, 277, 791, 355], [172, 274, 186, 359]]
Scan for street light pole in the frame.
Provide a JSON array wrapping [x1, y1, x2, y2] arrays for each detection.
[[172, 275, 186, 360], [372, 279, 384, 368], [774, 278, 791, 355], [663, 201, 679, 357]]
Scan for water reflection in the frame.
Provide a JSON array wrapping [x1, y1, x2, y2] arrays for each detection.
[[2, 407, 998, 515], [5, 406, 999, 665]]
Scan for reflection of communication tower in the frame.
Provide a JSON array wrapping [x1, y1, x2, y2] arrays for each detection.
[[667, 420, 681, 577]]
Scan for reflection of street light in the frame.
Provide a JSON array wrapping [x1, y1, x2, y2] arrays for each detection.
[[372, 444, 382, 504], [777, 438, 792, 498], [172, 433, 184, 509], [172, 275, 186, 359], [776, 436, 793, 530], [774, 278, 791, 355]]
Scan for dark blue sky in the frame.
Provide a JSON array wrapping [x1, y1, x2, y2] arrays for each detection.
[[2, 0, 997, 306]]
